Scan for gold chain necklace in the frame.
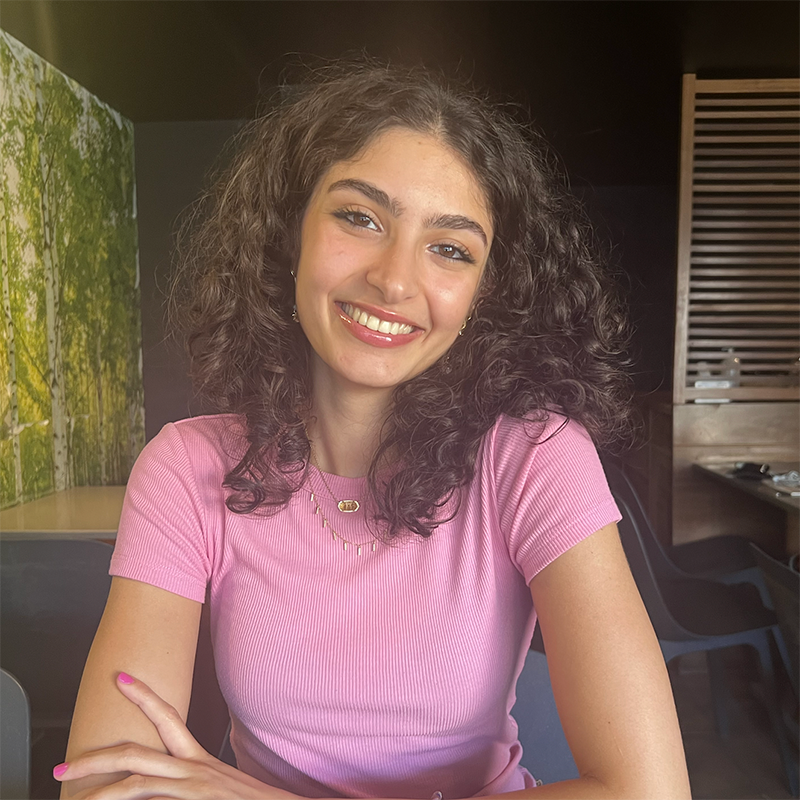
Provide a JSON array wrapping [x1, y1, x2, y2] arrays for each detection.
[[306, 487, 378, 555], [311, 455, 361, 513], [307, 445, 377, 554]]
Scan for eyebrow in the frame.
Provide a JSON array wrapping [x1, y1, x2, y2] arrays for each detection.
[[423, 213, 488, 247], [327, 178, 405, 217], [327, 178, 488, 247]]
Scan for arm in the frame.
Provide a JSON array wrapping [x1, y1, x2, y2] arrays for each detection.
[[519, 522, 691, 799], [60, 576, 202, 798], [62, 525, 691, 800], [364, 523, 689, 800], [62, 524, 688, 800], [364, 522, 689, 800], [57, 575, 302, 799]]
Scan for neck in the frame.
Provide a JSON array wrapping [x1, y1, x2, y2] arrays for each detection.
[[307, 374, 393, 478]]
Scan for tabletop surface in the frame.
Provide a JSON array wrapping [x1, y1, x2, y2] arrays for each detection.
[[0, 486, 125, 538], [693, 462, 800, 513]]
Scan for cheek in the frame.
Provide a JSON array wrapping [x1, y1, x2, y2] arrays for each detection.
[[430, 279, 481, 330], [299, 230, 358, 290]]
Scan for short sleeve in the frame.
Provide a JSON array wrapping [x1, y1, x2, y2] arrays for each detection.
[[110, 423, 211, 603], [491, 415, 621, 584]]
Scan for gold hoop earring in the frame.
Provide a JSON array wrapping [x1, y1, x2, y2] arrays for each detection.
[[458, 317, 470, 336]]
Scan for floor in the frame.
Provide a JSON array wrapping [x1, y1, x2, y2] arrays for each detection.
[[670, 647, 799, 799]]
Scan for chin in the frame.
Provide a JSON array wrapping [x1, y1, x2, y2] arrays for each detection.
[[352, 374, 411, 390], [336, 365, 415, 391]]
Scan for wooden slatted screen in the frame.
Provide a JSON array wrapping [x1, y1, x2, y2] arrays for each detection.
[[673, 76, 800, 404]]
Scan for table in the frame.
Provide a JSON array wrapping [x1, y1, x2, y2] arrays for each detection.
[[0, 486, 125, 540], [693, 462, 800, 554]]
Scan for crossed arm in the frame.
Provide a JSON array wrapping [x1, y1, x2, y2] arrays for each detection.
[[59, 523, 690, 799]]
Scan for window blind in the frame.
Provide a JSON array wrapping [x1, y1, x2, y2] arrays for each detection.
[[673, 76, 800, 403]]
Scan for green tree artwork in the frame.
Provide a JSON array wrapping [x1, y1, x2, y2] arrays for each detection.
[[0, 31, 145, 509]]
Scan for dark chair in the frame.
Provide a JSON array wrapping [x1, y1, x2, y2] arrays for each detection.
[[750, 542, 799, 749], [668, 533, 773, 609], [0, 538, 114, 797], [186, 597, 234, 762], [513, 628, 578, 786], [608, 462, 773, 607], [1, 668, 31, 800], [603, 463, 798, 797]]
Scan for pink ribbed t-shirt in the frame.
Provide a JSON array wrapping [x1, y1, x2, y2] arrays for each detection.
[[110, 412, 619, 798]]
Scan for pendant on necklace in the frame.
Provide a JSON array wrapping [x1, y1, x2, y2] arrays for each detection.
[[338, 499, 360, 513]]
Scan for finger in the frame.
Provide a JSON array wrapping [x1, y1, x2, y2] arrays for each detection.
[[53, 743, 188, 784], [81, 773, 191, 800], [116, 673, 206, 760]]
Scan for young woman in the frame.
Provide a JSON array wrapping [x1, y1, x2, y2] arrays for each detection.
[[58, 63, 690, 799]]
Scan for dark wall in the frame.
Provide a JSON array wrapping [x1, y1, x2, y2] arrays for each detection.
[[135, 125, 676, 438], [131, 120, 678, 437], [2, 2, 798, 186], [134, 121, 242, 440], [3, 1, 797, 429], [581, 187, 679, 394]]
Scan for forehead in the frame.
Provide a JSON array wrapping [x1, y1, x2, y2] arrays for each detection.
[[316, 127, 493, 226]]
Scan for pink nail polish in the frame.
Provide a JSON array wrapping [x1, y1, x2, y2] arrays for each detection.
[[53, 763, 69, 778], [118, 672, 134, 684]]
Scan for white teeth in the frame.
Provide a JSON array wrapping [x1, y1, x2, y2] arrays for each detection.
[[341, 303, 415, 336]]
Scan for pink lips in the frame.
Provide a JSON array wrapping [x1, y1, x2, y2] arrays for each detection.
[[336, 304, 423, 348]]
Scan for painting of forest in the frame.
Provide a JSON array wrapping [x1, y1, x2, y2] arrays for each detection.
[[0, 31, 145, 509]]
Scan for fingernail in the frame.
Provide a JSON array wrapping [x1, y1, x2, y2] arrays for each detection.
[[53, 763, 69, 778], [118, 672, 134, 684]]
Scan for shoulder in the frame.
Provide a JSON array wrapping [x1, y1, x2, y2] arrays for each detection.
[[483, 412, 620, 583], [114, 416, 244, 594], [142, 414, 246, 469], [168, 413, 248, 465], [130, 414, 247, 499], [481, 410, 614, 528], [485, 411, 597, 474]]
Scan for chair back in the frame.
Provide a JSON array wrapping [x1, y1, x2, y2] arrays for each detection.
[[750, 543, 799, 698], [603, 461, 689, 583], [0, 538, 113, 729], [513, 646, 578, 785], [0, 668, 31, 800], [601, 483, 694, 642]]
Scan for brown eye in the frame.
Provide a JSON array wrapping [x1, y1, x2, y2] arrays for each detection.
[[431, 242, 474, 264], [352, 213, 374, 228], [333, 208, 380, 231]]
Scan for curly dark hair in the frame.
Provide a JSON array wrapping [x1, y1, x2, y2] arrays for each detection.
[[169, 59, 635, 540]]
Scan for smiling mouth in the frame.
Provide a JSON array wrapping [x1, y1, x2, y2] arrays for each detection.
[[340, 303, 417, 335]]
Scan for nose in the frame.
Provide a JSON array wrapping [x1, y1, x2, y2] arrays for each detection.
[[365, 237, 420, 305]]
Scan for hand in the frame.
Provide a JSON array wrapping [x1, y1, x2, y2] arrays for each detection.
[[54, 672, 298, 799]]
